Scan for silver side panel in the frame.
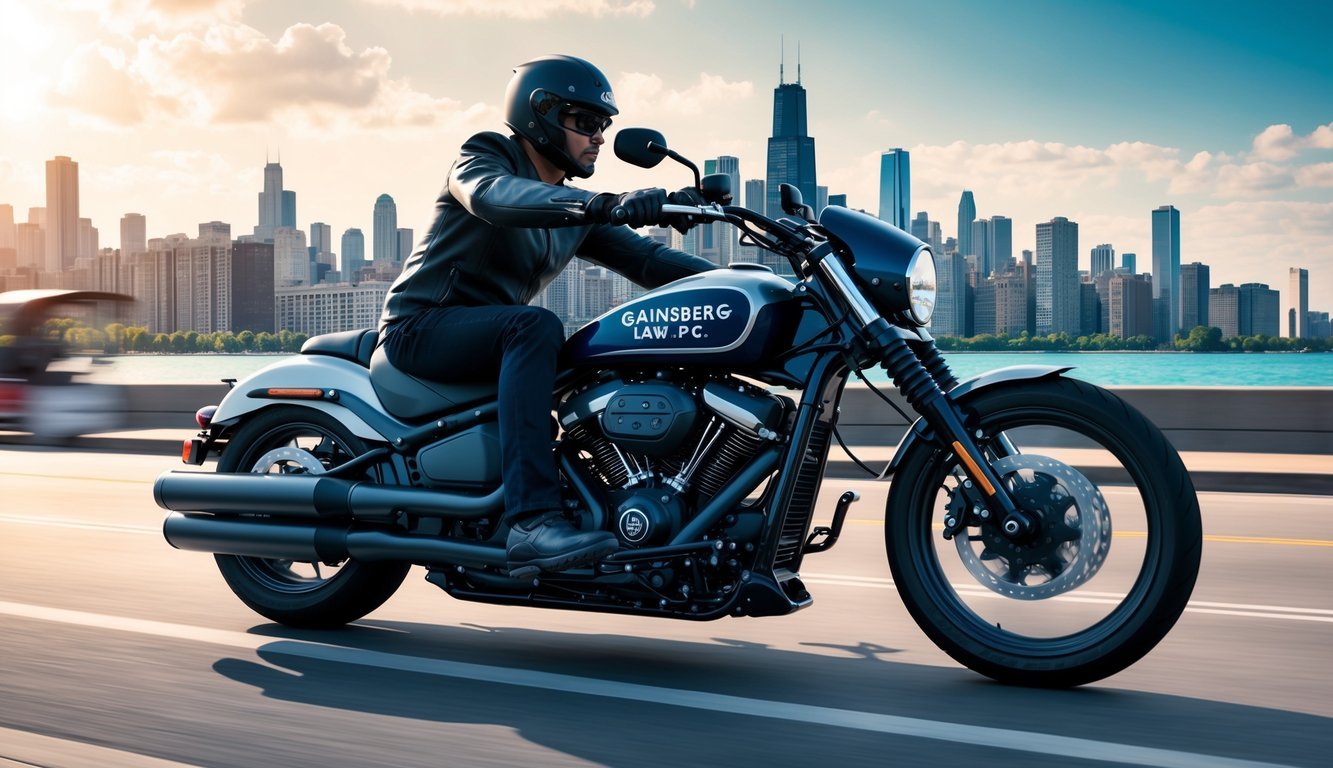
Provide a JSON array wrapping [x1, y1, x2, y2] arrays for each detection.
[[209, 355, 388, 440]]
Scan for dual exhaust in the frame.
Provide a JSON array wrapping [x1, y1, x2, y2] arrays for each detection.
[[155, 470, 507, 568]]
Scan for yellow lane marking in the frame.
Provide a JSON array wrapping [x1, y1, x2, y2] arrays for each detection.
[[0, 471, 154, 485], [840, 519, 1333, 547]]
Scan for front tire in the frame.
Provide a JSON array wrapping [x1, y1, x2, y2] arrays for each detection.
[[213, 406, 410, 628], [886, 377, 1201, 687]]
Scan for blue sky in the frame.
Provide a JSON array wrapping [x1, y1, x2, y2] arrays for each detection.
[[2, 0, 1330, 314]]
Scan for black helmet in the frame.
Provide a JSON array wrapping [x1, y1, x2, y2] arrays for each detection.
[[505, 54, 619, 179]]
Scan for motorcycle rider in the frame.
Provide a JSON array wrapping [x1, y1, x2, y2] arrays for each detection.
[[379, 54, 717, 579]]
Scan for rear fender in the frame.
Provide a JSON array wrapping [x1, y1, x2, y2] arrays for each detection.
[[881, 365, 1072, 479], [210, 355, 391, 441]]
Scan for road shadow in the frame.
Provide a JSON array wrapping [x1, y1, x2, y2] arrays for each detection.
[[212, 610, 1331, 768]]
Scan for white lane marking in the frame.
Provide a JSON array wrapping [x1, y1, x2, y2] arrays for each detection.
[[801, 574, 1333, 623], [0, 600, 1300, 768], [0, 724, 203, 767]]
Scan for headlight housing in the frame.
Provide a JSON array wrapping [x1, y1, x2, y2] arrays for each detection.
[[818, 205, 936, 327]]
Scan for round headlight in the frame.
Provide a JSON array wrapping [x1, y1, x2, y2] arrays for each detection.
[[907, 247, 936, 326]]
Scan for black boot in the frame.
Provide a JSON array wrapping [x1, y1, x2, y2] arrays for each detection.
[[506, 512, 618, 579]]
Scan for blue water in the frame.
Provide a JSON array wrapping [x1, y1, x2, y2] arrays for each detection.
[[80, 351, 1332, 388]]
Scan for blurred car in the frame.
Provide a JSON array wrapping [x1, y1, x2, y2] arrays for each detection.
[[0, 289, 134, 439]]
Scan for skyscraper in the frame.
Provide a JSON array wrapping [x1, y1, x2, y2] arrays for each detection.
[[45, 155, 79, 273], [878, 148, 909, 230], [933, 252, 968, 338], [1035, 216, 1079, 335], [708, 156, 741, 264], [372, 194, 398, 266], [256, 161, 285, 242], [989, 215, 1012, 274], [1289, 267, 1309, 338], [197, 221, 230, 247], [121, 214, 146, 257], [272, 227, 309, 288], [957, 190, 976, 257], [1091, 244, 1115, 277], [1152, 205, 1181, 341], [970, 218, 990, 277], [0, 204, 14, 251], [231, 240, 275, 333], [1180, 262, 1210, 332], [397, 228, 414, 266], [1122, 252, 1137, 273], [1109, 273, 1154, 339], [309, 222, 332, 256], [765, 54, 817, 222], [341, 228, 365, 282]]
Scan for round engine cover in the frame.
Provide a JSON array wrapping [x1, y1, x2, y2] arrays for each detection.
[[614, 492, 683, 547]]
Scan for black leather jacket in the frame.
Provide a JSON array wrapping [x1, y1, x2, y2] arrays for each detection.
[[380, 131, 717, 329]]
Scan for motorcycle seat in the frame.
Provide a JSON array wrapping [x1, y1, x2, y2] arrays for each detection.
[[369, 346, 498, 421], [300, 329, 377, 367]]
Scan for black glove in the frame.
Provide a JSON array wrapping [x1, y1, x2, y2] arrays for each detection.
[[663, 186, 706, 233], [586, 188, 667, 228]]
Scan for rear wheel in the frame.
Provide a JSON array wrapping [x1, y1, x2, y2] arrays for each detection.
[[213, 406, 410, 628], [886, 377, 1201, 687]]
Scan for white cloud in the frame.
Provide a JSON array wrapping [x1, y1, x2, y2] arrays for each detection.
[[53, 0, 249, 35], [1251, 124, 1300, 162], [1189, 200, 1333, 287], [360, 0, 655, 19], [1250, 122, 1333, 161], [1295, 162, 1333, 189], [614, 71, 753, 118], [48, 21, 484, 133], [51, 43, 146, 126]]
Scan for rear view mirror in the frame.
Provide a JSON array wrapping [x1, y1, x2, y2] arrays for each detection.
[[700, 173, 732, 204], [614, 128, 668, 168]]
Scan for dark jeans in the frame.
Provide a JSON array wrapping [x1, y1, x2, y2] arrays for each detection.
[[382, 304, 564, 523]]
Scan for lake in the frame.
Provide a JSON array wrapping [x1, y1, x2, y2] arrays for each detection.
[[70, 350, 1332, 388]]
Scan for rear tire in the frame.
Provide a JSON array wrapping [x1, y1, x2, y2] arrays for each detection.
[[213, 406, 410, 628], [886, 377, 1201, 687]]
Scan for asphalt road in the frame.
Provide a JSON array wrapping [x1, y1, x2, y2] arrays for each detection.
[[1, 445, 1330, 768]]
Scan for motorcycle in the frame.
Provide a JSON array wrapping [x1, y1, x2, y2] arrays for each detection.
[[155, 128, 1202, 687]]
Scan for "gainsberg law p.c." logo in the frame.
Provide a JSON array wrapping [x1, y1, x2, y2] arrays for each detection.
[[620, 302, 733, 340]]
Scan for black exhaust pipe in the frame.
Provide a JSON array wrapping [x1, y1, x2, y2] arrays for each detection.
[[162, 512, 507, 569], [154, 471, 503, 520]]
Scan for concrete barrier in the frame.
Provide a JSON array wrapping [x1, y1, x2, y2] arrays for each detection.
[[121, 382, 1333, 456], [2, 382, 1327, 495], [835, 384, 1333, 456]]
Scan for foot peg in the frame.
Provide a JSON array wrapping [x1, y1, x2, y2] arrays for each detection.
[[804, 490, 859, 554]]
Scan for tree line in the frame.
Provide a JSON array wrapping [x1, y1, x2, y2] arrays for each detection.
[[933, 326, 1330, 352], [1, 319, 311, 354], [5, 319, 1328, 355]]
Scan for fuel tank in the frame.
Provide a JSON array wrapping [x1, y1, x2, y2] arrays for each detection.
[[562, 265, 804, 369]]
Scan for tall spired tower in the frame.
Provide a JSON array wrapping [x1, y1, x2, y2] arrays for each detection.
[[765, 42, 817, 222]]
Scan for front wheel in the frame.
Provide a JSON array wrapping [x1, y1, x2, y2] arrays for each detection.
[[213, 405, 410, 628], [886, 377, 1201, 687]]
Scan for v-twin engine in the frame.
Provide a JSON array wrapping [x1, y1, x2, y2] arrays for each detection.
[[559, 375, 789, 548]]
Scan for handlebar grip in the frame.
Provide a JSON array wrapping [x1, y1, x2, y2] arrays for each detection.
[[609, 205, 627, 224]]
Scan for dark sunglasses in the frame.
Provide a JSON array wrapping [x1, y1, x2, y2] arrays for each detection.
[[561, 109, 613, 136]]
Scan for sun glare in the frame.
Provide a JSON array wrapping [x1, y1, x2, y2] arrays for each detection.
[[0, 4, 56, 121]]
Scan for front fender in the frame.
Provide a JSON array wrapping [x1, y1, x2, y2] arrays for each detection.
[[210, 355, 392, 441], [881, 365, 1072, 480]]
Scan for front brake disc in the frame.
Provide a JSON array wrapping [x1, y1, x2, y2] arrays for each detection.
[[953, 453, 1112, 600]]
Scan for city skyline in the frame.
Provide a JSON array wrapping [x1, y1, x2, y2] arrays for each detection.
[[1, 0, 1330, 313]]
